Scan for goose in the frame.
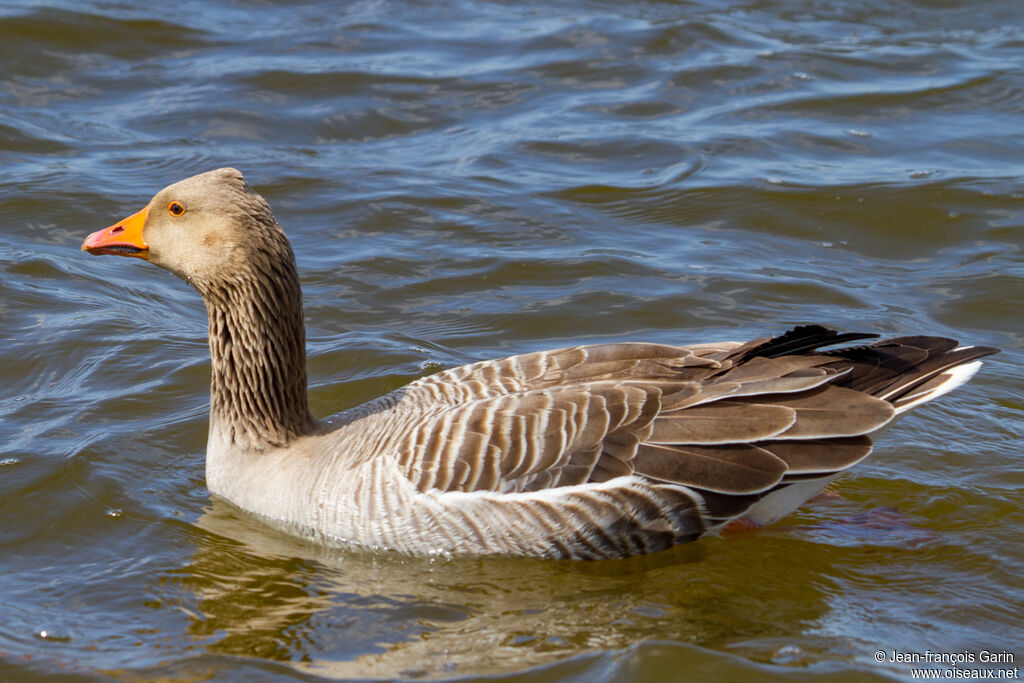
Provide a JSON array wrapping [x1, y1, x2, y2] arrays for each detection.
[[81, 168, 999, 559]]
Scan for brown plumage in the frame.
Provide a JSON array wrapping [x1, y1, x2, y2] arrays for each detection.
[[81, 168, 999, 559]]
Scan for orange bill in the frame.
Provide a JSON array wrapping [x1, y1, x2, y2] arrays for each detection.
[[81, 206, 150, 259]]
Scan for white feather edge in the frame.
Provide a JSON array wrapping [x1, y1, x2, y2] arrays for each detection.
[[734, 475, 840, 527], [892, 357, 984, 415]]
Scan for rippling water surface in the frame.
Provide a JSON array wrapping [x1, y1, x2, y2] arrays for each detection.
[[1, 0, 1022, 680]]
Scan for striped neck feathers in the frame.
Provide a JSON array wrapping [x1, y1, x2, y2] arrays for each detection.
[[201, 238, 315, 451]]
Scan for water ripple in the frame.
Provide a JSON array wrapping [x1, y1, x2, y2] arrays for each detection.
[[1, 0, 1021, 679]]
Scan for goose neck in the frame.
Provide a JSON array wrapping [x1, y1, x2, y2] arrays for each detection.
[[203, 258, 315, 451]]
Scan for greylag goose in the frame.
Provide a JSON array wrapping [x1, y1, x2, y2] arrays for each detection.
[[81, 168, 999, 559]]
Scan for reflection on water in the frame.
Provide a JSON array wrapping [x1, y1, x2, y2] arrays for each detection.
[[180, 495, 993, 680], [188, 499, 839, 678], [1, 0, 1022, 680]]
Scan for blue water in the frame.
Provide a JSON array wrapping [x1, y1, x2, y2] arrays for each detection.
[[1, 0, 1022, 680]]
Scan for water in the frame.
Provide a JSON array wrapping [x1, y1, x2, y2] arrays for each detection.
[[1, 0, 1022, 680]]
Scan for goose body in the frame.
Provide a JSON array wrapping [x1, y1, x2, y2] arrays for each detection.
[[82, 168, 998, 559]]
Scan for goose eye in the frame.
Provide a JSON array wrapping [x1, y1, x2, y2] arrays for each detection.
[[168, 202, 186, 217]]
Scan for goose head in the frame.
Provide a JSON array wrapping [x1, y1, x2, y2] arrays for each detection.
[[81, 167, 287, 293], [82, 168, 313, 449]]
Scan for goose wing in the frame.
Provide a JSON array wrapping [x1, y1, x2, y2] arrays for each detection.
[[390, 328, 936, 511]]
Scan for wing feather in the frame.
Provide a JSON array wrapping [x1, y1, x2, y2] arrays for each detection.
[[633, 443, 788, 494], [648, 402, 796, 444], [738, 385, 895, 439]]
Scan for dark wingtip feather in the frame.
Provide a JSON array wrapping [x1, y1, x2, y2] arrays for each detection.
[[747, 325, 880, 359], [824, 339, 1000, 399]]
